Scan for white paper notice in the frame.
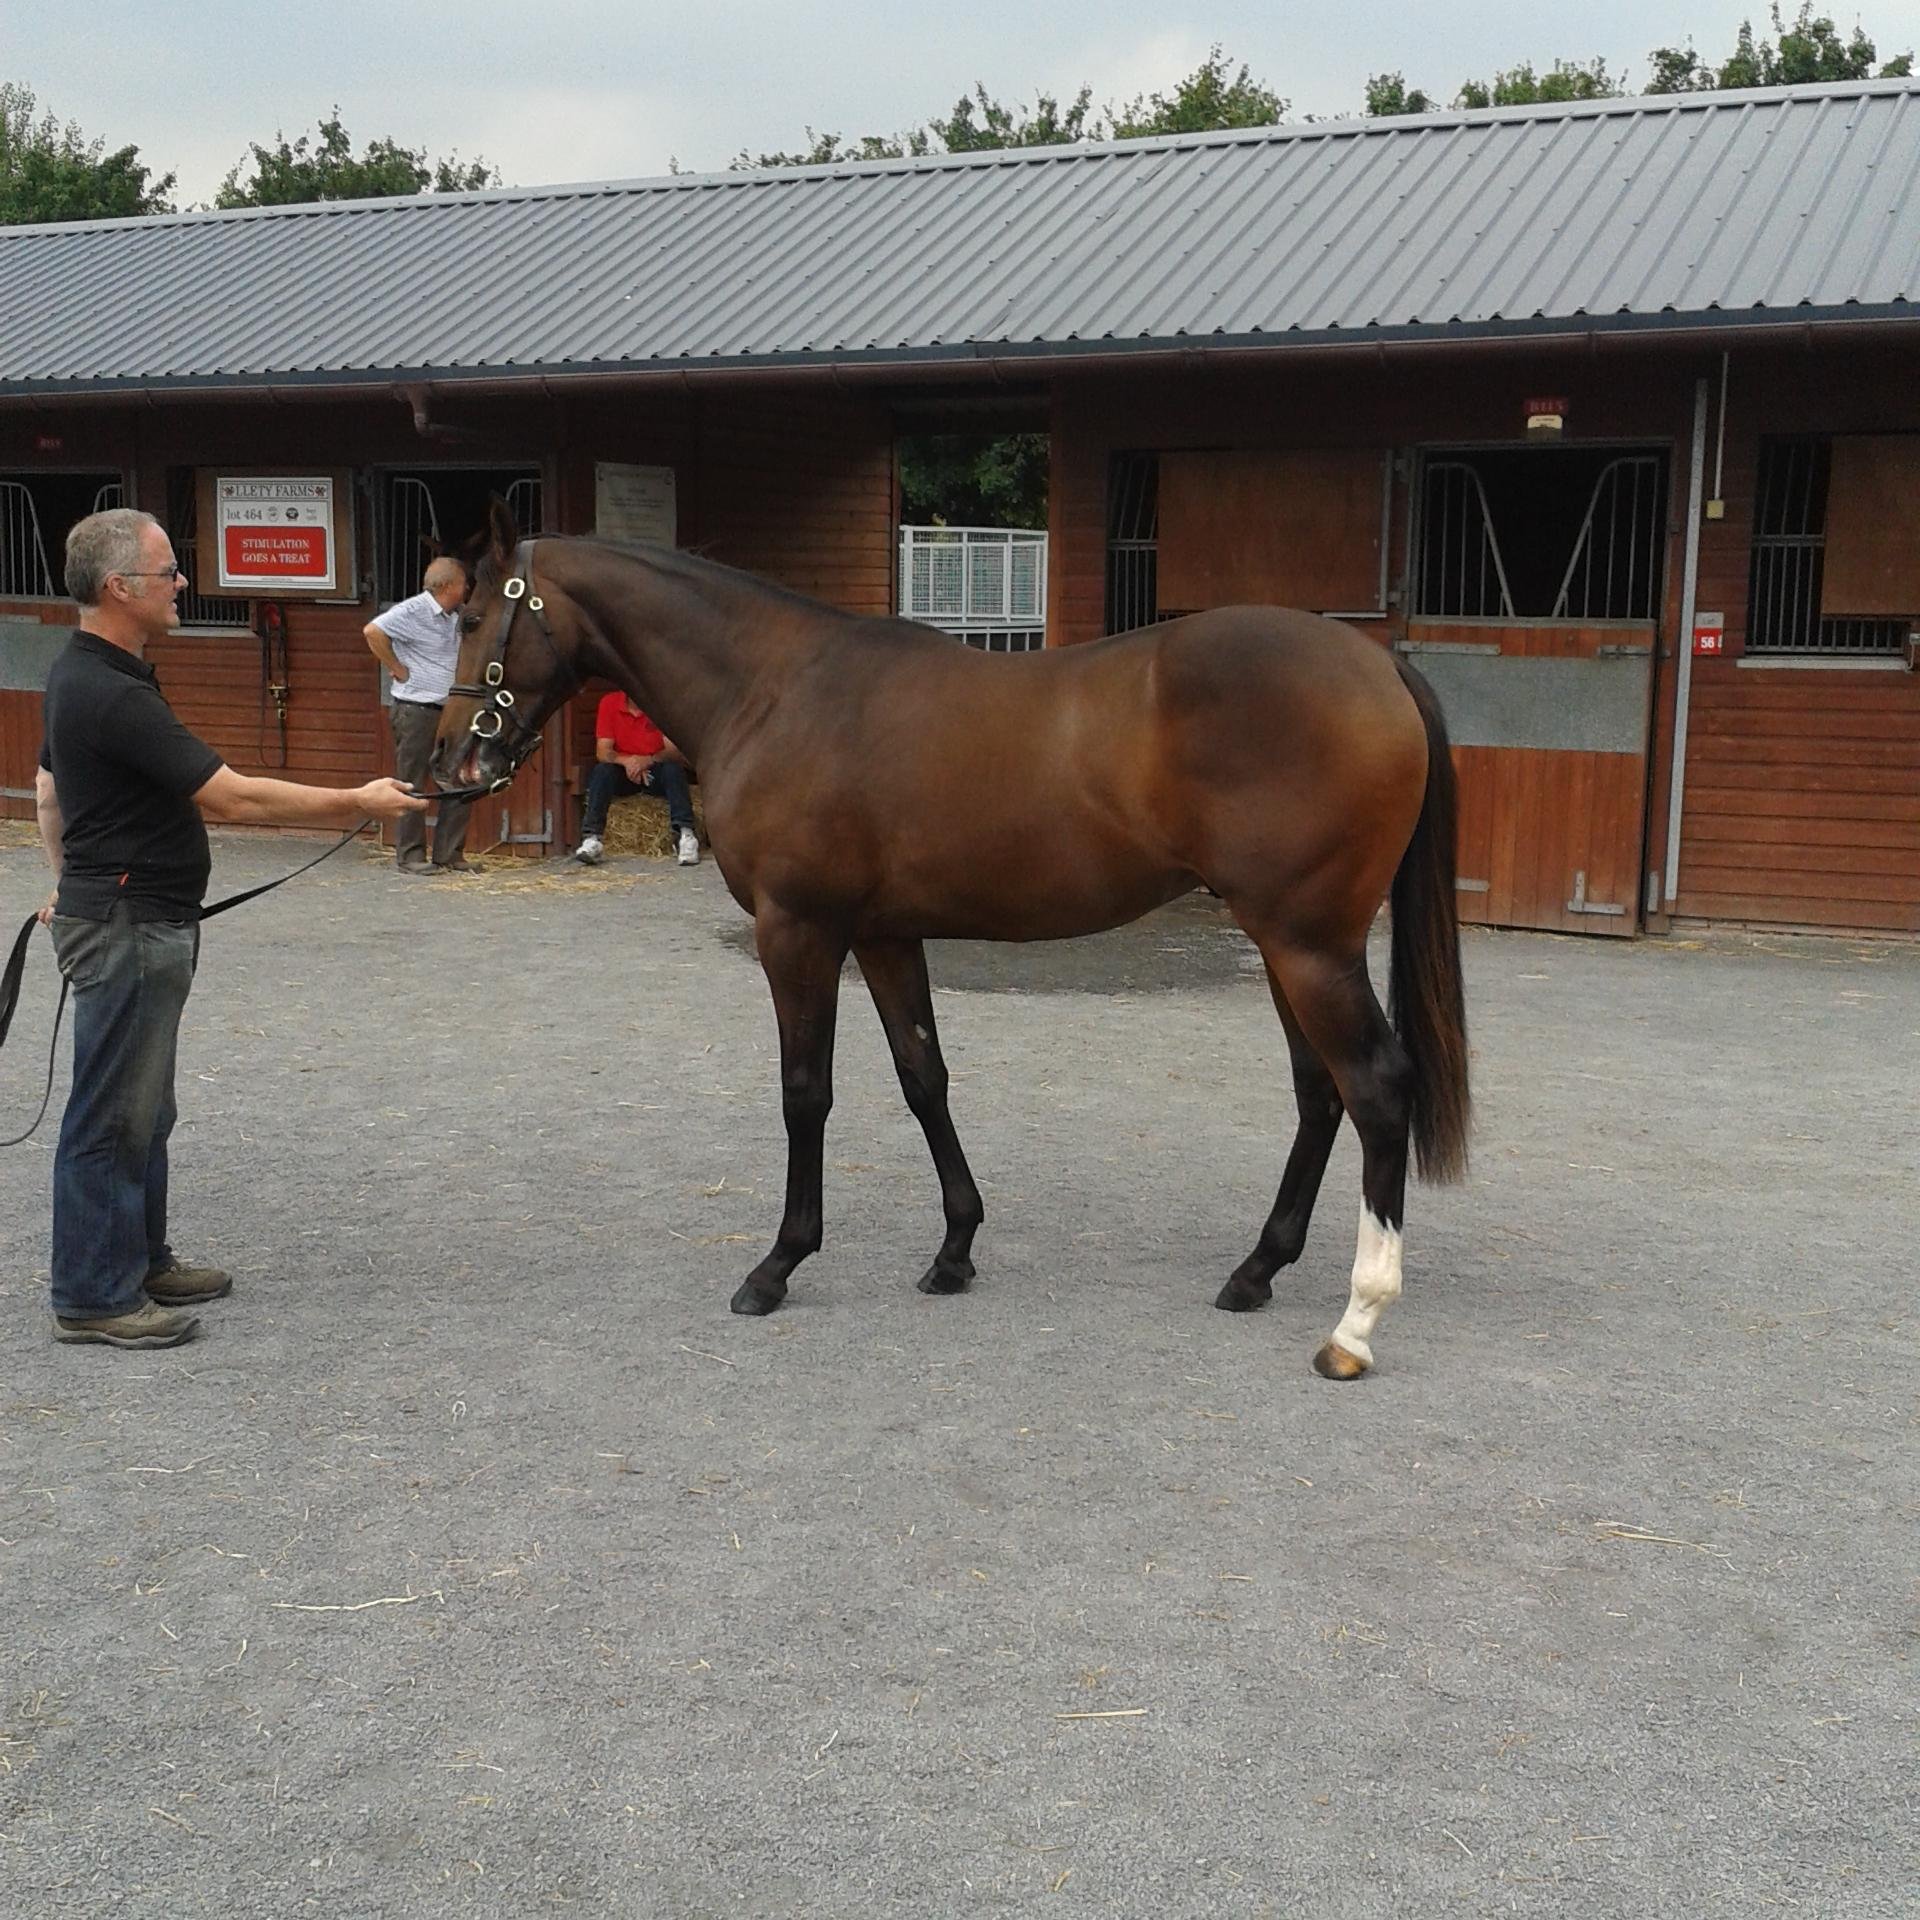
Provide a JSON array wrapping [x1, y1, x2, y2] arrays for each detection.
[[595, 464, 677, 546]]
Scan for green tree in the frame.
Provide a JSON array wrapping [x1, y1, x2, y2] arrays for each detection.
[[1108, 46, 1287, 139], [1456, 58, 1620, 110], [899, 432, 1048, 529], [1364, 73, 1437, 116], [732, 127, 930, 169], [930, 85, 1094, 151], [1649, 6, 1910, 92], [0, 81, 175, 224], [216, 110, 496, 208]]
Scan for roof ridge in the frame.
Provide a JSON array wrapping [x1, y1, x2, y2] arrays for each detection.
[[3, 75, 1916, 240]]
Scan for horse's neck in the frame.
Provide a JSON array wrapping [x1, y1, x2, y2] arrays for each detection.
[[559, 550, 754, 759]]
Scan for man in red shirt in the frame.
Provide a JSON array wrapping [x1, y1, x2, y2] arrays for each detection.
[[574, 690, 699, 866]]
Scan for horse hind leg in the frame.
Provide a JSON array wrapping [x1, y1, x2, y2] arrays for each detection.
[[1259, 941, 1416, 1380], [1216, 964, 1344, 1313], [731, 907, 848, 1316], [853, 936, 984, 1295]]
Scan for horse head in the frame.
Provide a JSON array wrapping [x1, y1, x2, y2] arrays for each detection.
[[430, 497, 585, 796]]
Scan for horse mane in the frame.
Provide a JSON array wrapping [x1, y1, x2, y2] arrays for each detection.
[[480, 532, 833, 622]]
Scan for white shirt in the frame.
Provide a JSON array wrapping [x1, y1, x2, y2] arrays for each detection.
[[374, 590, 461, 705]]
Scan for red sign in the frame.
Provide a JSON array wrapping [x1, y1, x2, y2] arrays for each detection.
[[1692, 612, 1725, 657], [33, 433, 62, 454], [223, 523, 330, 582], [1525, 396, 1569, 417]]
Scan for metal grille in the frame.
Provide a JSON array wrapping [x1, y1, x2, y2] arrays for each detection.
[[91, 481, 124, 513], [1553, 457, 1664, 619], [1417, 462, 1515, 618], [505, 475, 544, 534], [899, 526, 1046, 646], [1748, 439, 1906, 656], [1105, 453, 1158, 633], [166, 469, 251, 628], [0, 482, 56, 597], [378, 476, 443, 606]]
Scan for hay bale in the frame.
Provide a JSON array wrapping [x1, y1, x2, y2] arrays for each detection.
[[598, 784, 709, 859]]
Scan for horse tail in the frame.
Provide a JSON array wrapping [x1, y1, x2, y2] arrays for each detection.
[[1389, 660, 1472, 1184]]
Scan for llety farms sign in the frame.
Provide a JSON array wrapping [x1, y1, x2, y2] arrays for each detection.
[[215, 476, 337, 590]]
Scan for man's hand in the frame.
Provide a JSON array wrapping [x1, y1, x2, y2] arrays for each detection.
[[36, 889, 55, 927], [391, 663, 410, 684], [354, 777, 430, 820], [620, 754, 651, 781]]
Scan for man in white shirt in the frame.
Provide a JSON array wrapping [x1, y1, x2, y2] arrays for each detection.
[[362, 558, 481, 874]]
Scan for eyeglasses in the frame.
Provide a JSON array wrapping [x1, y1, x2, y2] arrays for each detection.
[[117, 566, 184, 580]]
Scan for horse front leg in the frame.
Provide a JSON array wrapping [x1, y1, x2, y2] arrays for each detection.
[[853, 936, 984, 1295], [731, 907, 847, 1316]]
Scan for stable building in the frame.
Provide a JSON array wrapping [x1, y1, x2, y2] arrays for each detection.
[[2, 78, 1916, 935]]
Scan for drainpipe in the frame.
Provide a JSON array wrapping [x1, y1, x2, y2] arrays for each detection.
[[1662, 377, 1711, 909]]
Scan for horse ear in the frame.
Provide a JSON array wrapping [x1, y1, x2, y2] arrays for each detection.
[[487, 494, 520, 568]]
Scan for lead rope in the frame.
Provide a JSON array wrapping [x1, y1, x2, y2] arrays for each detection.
[[0, 818, 374, 1148]]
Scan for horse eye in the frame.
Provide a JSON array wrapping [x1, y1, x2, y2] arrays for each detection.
[[460, 614, 480, 632]]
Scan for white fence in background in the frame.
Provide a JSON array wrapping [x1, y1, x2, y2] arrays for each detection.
[[899, 525, 1047, 652]]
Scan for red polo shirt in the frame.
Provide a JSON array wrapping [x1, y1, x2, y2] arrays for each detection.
[[595, 691, 665, 757]]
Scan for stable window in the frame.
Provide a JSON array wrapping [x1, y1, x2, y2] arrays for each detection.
[[0, 472, 124, 600], [374, 467, 542, 606], [1749, 437, 1916, 657], [1415, 447, 1666, 621], [1105, 453, 1160, 634], [164, 468, 252, 630]]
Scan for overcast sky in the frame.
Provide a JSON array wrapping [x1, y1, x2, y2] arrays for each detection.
[[6, 1, 1911, 205]]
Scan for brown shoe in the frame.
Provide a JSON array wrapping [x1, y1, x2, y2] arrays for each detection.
[[396, 853, 435, 876], [146, 1257, 234, 1304], [434, 856, 486, 875], [54, 1301, 200, 1348]]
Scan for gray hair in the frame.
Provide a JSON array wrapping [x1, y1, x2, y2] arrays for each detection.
[[423, 556, 467, 594], [65, 508, 163, 607]]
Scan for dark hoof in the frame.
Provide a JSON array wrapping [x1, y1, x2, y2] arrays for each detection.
[[730, 1280, 787, 1316], [1214, 1278, 1272, 1313], [917, 1257, 974, 1296], [1311, 1341, 1369, 1381]]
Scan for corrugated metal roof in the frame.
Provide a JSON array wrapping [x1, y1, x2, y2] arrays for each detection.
[[3, 80, 1918, 395]]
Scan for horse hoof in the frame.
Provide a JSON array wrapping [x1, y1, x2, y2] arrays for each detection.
[[917, 1258, 973, 1296], [1311, 1341, 1369, 1381], [1214, 1279, 1271, 1313], [730, 1281, 786, 1316]]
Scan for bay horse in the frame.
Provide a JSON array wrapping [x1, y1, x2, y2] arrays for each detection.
[[432, 502, 1469, 1379]]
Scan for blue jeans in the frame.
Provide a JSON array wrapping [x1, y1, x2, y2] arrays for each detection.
[[48, 904, 198, 1320], [582, 759, 694, 836]]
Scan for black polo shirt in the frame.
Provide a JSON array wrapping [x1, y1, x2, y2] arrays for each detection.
[[38, 631, 225, 921]]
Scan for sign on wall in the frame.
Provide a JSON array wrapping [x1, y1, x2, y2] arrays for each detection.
[[595, 463, 676, 546], [196, 469, 356, 599]]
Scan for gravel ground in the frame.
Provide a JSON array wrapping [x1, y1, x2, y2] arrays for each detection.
[[1, 827, 1915, 1919]]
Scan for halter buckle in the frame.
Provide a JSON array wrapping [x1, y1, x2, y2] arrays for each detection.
[[527, 596, 544, 613], [470, 708, 504, 740], [483, 661, 504, 687], [494, 688, 515, 708], [503, 577, 527, 601]]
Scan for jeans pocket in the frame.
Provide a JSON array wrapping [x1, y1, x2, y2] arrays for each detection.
[[49, 913, 110, 990]]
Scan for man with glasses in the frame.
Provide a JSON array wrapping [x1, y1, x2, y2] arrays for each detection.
[[32, 508, 424, 1348]]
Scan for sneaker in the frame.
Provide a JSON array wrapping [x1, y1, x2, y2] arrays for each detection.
[[53, 1301, 200, 1348], [676, 827, 700, 866], [574, 836, 604, 866], [146, 1257, 234, 1305]]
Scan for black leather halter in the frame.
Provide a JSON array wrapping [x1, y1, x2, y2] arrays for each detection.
[[441, 539, 574, 797]]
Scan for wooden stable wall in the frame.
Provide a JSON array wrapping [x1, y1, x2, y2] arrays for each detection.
[[2, 385, 896, 855], [1666, 343, 1920, 935]]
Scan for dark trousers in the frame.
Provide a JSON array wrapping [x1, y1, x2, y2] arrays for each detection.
[[582, 759, 694, 836], [389, 699, 473, 865], [48, 903, 197, 1319]]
